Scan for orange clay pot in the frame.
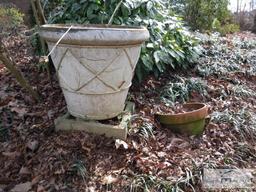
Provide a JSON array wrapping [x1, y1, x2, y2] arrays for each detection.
[[156, 103, 209, 135]]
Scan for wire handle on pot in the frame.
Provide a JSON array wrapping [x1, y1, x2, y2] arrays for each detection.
[[108, 0, 123, 26], [41, 25, 73, 63]]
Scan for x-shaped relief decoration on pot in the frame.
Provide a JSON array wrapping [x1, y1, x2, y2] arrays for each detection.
[[54, 47, 135, 93]]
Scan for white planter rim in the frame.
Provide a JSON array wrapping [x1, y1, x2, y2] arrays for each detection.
[[40, 24, 149, 46], [41, 24, 147, 31]]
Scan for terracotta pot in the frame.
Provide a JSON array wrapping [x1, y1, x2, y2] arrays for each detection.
[[156, 103, 209, 135]]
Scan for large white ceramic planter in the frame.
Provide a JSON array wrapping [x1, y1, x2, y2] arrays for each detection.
[[40, 24, 149, 120]]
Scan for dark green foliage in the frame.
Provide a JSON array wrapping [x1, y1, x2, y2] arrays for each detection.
[[196, 33, 256, 77], [41, 0, 64, 18], [211, 109, 256, 140], [71, 160, 87, 182], [161, 76, 208, 104], [30, 33, 44, 55], [0, 109, 13, 142], [139, 122, 155, 139], [44, 0, 202, 81]]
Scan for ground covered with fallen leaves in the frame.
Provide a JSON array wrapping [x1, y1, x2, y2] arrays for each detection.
[[0, 29, 256, 192]]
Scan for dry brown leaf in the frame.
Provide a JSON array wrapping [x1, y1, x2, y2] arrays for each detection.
[[31, 176, 41, 186], [10, 107, 27, 117], [157, 151, 167, 158], [8, 101, 27, 117], [131, 140, 139, 150], [19, 167, 30, 175], [36, 185, 45, 192], [11, 182, 31, 192], [101, 175, 118, 185], [27, 140, 39, 152], [2, 151, 21, 159], [115, 139, 128, 149]]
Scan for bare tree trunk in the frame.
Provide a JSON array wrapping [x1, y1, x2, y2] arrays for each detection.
[[0, 41, 40, 102], [237, 0, 240, 13], [252, 14, 256, 33], [30, 0, 52, 86], [35, 0, 46, 24], [30, 0, 46, 54], [252, 0, 255, 10]]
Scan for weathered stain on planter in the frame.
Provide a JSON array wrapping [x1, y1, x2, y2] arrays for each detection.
[[156, 103, 209, 135], [40, 24, 149, 120]]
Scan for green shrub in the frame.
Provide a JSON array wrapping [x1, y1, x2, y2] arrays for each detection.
[[0, 6, 24, 32], [212, 18, 240, 35], [220, 24, 240, 35], [183, 0, 232, 32], [211, 18, 222, 31], [45, 0, 202, 81]]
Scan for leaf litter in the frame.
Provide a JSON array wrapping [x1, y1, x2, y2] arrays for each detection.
[[0, 28, 256, 191]]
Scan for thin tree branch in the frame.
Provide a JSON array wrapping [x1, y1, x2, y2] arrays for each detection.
[[0, 41, 40, 102]]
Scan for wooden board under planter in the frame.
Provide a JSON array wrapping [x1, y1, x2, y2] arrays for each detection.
[[54, 102, 135, 140]]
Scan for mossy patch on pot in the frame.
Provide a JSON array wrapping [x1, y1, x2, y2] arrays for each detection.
[[156, 103, 209, 135]]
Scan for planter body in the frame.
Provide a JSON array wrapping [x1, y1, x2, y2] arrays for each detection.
[[40, 24, 149, 120], [156, 103, 209, 135]]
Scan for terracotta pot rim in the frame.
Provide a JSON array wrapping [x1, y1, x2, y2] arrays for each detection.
[[156, 103, 208, 117], [156, 102, 209, 125]]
